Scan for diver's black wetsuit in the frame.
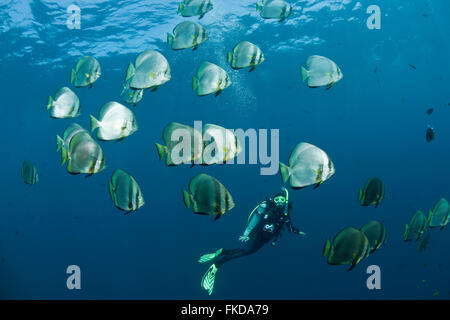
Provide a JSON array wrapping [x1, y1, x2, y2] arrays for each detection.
[[213, 199, 302, 267]]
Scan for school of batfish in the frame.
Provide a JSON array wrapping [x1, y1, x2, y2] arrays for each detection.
[[19, 0, 449, 276]]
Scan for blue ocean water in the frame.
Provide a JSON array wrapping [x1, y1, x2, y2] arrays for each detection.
[[0, 0, 449, 300]]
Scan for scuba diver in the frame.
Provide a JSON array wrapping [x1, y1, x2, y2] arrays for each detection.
[[198, 187, 305, 295]]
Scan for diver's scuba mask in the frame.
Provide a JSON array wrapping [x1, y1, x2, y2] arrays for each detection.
[[273, 195, 287, 206], [274, 187, 289, 216]]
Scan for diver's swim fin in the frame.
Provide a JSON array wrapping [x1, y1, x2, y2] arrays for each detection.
[[201, 264, 218, 295], [198, 248, 223, 264]]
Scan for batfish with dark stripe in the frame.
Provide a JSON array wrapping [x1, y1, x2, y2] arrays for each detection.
[[404, 210, 427, 242], [360, 220, 387, 253], [322, 227, 370, 271], [21, 160, 38, 185], [109, 169, 145, 213], [155, 122, 203, 166], [428, 198, 450, 229], [62, 131, 106, 176], [183, 173, 235, 220], [358, 177, 385, 208]]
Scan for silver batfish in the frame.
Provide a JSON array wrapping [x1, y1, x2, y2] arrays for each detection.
[[109, 169, 145, 213], [178, 0, 213, 19], [47, 87, 81, 118], [193, 62, 231, 96], [70, 56, 101, 88], [167, 21, 208, 50], [126, 50, 171, 90], [90, 101, 138, 141], [227, 41, 264, 71]]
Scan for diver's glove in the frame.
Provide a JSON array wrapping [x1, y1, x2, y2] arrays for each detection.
[[290, 225, 306, 237], [239, 235, 250, 242]]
